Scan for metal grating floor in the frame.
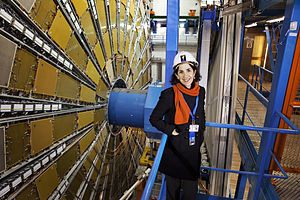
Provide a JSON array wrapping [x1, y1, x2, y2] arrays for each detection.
[[273, 171, 300, 200], [281, 108, 300, 169]]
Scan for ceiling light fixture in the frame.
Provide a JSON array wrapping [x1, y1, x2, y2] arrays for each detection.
[[266, 16, 285, 23], [245, 22, 257, 28]]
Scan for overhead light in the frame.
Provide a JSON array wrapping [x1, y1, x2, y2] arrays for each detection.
[[12, 20, 24, 32], [70, 12, 76, 22], [34, 36, 43, 47], [25, 29, 34, 40], [51, 49, 58, 58], [65, 3, 72, 13], [245, 22, 257, 28], [43, 44, 51, 53], [58, 55, 64, 64], [0, 9, 13, 23], [266, 16, 285, 23]]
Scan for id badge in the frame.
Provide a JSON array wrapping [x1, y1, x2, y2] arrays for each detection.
[[189, 124, 199, 132], [189, 132, 195, 146]]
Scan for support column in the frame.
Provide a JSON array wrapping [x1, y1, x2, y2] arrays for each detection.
[[252, 0, 300, 199], [165, 0, 179, 88]]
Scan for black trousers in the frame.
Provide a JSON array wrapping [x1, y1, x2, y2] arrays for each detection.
[[165, 175, 198, 200]]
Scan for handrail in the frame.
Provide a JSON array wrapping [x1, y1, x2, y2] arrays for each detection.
[[253, 64, 273, 74], [275, 110, 299, 130], [141, 134, 168, 200], [206, 122, 300, 135], [141, 118, 299, 199], [237, 97, 262, 137], [238, 74, 269, 107]]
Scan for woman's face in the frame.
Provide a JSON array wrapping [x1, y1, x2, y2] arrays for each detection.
[[175, 63, 196, 89]]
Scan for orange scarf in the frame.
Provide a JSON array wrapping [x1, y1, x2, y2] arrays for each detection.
[[172, 83, 200, 125]]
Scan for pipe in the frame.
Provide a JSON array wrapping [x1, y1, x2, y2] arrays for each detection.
[[119, 168, 151, 200], [141, 134, 168, 200], [108, 88, 147, 128]]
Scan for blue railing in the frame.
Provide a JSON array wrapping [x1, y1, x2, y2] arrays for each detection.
[[251, 64, 272, 97], [141, 113, 300, 200]]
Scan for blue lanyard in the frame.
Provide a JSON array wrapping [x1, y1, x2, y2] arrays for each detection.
[[179, 91, 199, 122]]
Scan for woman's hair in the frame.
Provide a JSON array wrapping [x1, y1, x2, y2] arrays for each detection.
[[170, 63, 201, 85]]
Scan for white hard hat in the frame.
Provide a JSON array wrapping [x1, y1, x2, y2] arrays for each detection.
[[172, 51, 198, 70]]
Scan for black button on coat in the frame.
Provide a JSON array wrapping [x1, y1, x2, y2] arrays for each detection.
[[149, 86, 206, 180]]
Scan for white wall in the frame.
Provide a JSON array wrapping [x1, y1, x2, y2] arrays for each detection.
[[152, 0, 200, 16]]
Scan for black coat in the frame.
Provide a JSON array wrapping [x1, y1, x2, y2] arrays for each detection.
[[149, 86, 206, 180]]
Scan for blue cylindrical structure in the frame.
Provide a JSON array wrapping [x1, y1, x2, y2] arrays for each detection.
[[108, 88, 146, 128]]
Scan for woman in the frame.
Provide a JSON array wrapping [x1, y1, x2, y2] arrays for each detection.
[[149, 51, 206, 200]]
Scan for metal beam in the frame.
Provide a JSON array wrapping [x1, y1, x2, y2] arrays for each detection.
[[165, 0, 179, 88], [253, 0, 300, 199]]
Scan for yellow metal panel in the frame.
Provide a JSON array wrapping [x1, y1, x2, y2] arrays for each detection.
[[116, 55, 122, 76], [65, 167, 85, 199], [136, 12, 141, 27], [119, 30, 124, 54], [96, 0, 107, 34], [35, 165, 60, 200], [53, 113, 76, 142], [9, 48, 37, 92], [78, 110, 94, 130], [103, 32, 112, 59], [29, 0, 56, 31], [120, 3, 125, 28], [251, 35, 266, 66], [83, 148, 96, 171], [94, 43, 105, 70], [142, 67, 150, 85], [0, 34, 17, 87], [140, 32, 145, 49], [121, 0, 127, 5], [124, 34, 130, 57], [30, 118, 53, 155], [83, 185, 93, 200], [96, 78, 108, 99], [90, 158, 100, 183], [56, 72, 80, 100], [128, 14, 133, 27], [105, 59, 114, 82], [100, 127, 108, 145], [48, 10, 72, 50], [112, 29, 118, 54], [110, 0, 116, 26], [80, 85, 96, 103], [65, 33, 88, 71], [71, 0, 88, 17], [5, 123, 30, 168], [94, 108, 106, 125], [129, 32, 137, 61], [129, 0, 136, 17], [122, 60, 129, 80], [127, 75, 133, 89], [0, 127, 5, 172], [79, 129, 95, 154], [142, 51, 147, 66], [33, 59, 58, 96], [80, 10, 98, 48], [56, 144, 79, 179], [85, 60, 100, 84], [15, 183, 39, 200], [94, 140, 102, 157]]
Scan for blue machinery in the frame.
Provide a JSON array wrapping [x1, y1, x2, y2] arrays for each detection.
[[108, 0, 300, 199]]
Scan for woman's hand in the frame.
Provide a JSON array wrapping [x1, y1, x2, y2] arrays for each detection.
[[172, 129, 179, 136]]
